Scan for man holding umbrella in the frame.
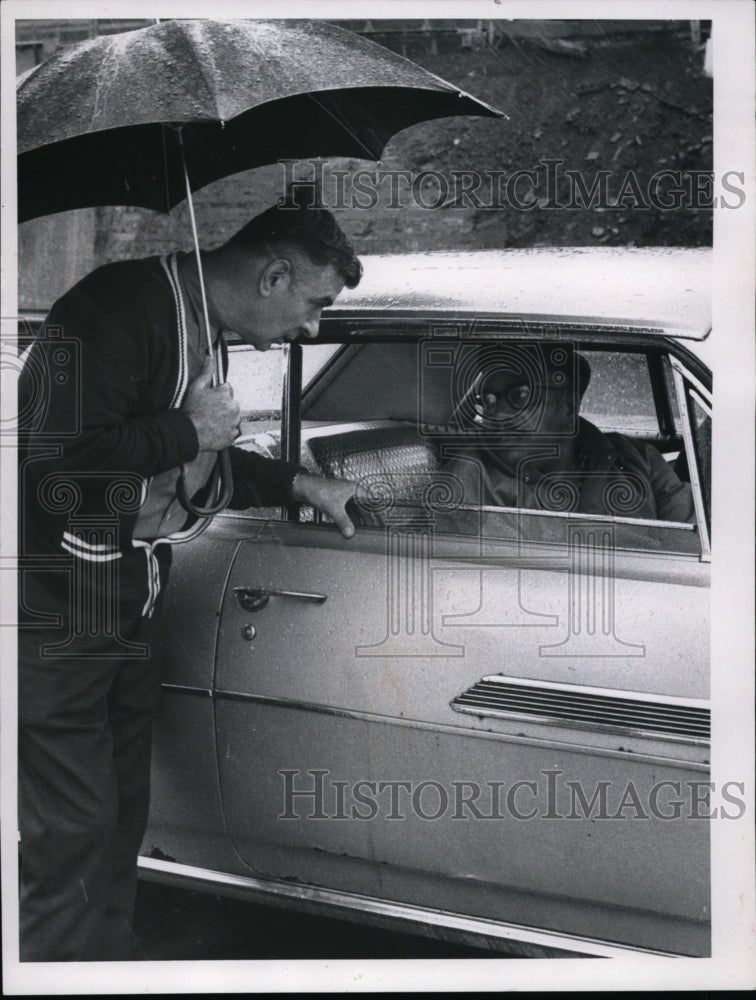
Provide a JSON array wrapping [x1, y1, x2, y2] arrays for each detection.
[[18, 195, 361, 961], [15, 14, 501, 964]]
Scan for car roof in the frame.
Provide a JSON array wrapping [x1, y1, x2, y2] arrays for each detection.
[[330, 247, 712, 341]]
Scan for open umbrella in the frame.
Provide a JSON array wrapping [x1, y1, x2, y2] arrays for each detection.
[[18, 19, 502, 220], [17, 18, 504, 516]]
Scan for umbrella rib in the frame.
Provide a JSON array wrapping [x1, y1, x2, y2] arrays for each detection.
[[306, 93, 378, 159], [168, 20, 224, 120], [160, 124, 172, 214]]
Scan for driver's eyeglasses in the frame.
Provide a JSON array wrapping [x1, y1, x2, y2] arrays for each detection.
[[481, 382, 534, 411]]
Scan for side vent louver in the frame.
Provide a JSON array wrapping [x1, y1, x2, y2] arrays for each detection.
[[451, 677, 709, 745]]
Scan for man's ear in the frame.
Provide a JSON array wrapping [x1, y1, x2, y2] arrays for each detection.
[[259, 258, 292, 298]]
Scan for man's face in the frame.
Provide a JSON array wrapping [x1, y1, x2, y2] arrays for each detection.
[[233, 260, 345, 352], [479, 369, 570, 432], [477, 365, 577, 471]]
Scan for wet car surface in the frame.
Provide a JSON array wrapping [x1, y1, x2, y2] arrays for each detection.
[[141, 248, 712, 959]]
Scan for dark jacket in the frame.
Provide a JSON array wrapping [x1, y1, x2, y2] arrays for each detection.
[[19, 255, 301, 603], [441, 417, 695, 523]]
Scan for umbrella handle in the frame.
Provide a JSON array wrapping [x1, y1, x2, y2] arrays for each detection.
[[176, 448, 234, 518]]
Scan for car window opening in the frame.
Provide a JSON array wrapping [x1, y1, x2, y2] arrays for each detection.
[[226, 335, 710, 557]]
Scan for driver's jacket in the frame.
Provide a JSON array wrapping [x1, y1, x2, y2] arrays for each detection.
[[19, 254, 302, 619], [441, 417, 695, 524]]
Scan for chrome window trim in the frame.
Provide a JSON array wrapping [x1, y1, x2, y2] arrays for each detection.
[[218, 503, 697, 533], [321, 317, 685, 339], [689, 387, 712, 419], [670, 357, 712, 403], [468, 504, 696, 530], [670, 357, 711, 560]]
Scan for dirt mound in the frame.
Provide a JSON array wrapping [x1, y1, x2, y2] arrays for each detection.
[[107, 25, 712, 263], [20, 22, 714, 307], [346, 26, 713, 253]]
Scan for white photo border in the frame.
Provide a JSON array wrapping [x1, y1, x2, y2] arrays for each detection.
[[2, 0, 754, 993]]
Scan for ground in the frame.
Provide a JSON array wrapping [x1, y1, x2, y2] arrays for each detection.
[[131, 880, 499, 960]]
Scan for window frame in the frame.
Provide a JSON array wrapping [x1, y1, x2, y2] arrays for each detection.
[[230, 323, 711, 560], [669, 355, 712, 560]]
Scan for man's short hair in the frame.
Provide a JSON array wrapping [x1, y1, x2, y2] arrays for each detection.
[[227, 188, 362, 289]]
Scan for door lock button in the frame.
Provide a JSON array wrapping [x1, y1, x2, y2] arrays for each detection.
[[240, 624, 256, 641]]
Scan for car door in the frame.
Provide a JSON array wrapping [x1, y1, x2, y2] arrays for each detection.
[[212, 332, 711, 956]]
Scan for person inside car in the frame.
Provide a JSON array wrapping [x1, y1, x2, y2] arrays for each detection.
[[440, 343, 695, 523]]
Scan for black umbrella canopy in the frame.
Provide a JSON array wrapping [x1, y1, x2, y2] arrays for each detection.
[[17, 18, 504, 221]]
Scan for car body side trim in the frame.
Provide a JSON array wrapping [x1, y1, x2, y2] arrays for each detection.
[[136, 856, 678, 958], [160, 683, 212, 698], [212, 690, 709, 770]]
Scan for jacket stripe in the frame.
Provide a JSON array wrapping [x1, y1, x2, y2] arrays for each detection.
[[132, 539, 162, 618], [62, 531, 121, 553], [61, 536, 122, 562], [160, 253, 189, 409]]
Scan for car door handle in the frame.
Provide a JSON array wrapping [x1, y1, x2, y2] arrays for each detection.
[[233, 587, 327, 612]]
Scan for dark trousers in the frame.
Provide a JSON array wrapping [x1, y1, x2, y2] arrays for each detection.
[[18, 562, 165, 961]]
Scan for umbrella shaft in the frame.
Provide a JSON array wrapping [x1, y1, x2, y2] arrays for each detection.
[[177, 127, 220, 384]]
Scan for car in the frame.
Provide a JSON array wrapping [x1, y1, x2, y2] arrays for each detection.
[[139, 247, 712, 958]]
